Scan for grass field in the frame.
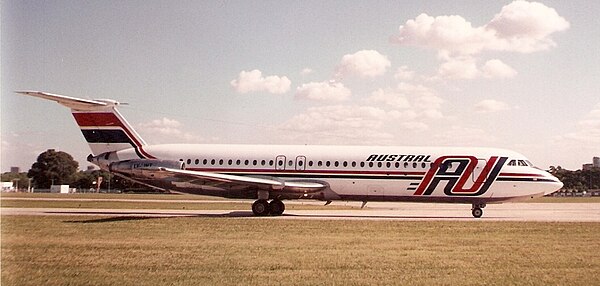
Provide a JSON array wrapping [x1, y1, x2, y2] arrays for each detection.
[[2, 216, 599, 285]]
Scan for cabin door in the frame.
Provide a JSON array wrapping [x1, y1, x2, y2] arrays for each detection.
[[276, 155, 286, 171]]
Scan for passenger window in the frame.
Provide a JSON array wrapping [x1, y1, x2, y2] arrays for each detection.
[[253, 160, 258, 166], [395, 162, 400, 168], [195, 159, 199, 165], [369, 162, 374, 168], [203, 159, 208, 165], [245, 160, 249, 165], [334, 161, 339, 167], [386, 162, 391, 168], [422, 163, 426, 168], [236, 159, 241, 165], [309, 161, 313, 167], [269, 160, 274, 166], [228, 159, 233, 165], [413, 162, 417, 168], [360, 162, 365, 168], [288, 160, 293, 166], [277, 160, 283, 166], [219, 159, 223, 165], [318, 161, 323, 167], [211, 159, 216, 165], [404, 162, 408, 168], [261, 160, 266, 166], [352, 161, 356, 167], [343, 161, 348, 167], [298, 161, 303, 166], [187, 159, 191, 164], [326, 161, 331, 167]]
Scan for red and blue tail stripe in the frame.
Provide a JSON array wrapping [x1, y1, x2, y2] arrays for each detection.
[[72, 111, 155, 159]]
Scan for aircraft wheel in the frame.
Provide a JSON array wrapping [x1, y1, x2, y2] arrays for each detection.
[[472, 207, 483, 218], [269, 199, 285, 216], [252, 199, 270, 216]]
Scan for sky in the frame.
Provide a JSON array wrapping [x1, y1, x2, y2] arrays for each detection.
[[1, 0, 599, 172]]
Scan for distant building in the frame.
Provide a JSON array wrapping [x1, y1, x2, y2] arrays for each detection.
[[10, 167, 20, 173], [582, 157, 600, 170]]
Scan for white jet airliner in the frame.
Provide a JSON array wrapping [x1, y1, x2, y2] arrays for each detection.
[[17, 91, 563, 218]]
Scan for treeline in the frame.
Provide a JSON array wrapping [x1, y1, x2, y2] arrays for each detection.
[[549, 166, 600, 192], [1, 149, 143, 191]]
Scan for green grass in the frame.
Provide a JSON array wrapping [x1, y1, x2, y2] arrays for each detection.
[[2, 216, 599, 285]]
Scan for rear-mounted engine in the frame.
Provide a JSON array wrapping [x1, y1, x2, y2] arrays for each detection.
[[109, 159, 184, 178]]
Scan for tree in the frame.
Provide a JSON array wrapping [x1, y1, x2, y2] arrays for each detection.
[[0, 172, 30, 190], [27, 149, 79, 188]]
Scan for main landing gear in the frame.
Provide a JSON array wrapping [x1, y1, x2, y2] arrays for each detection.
[[471, 203, 487, 218], [252, 199, 285, 216]]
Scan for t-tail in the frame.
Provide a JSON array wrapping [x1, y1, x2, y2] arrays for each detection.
[[16, 91, 154, 159]]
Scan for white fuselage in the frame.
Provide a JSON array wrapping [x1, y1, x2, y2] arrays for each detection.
[[101, 144, 563, 204]]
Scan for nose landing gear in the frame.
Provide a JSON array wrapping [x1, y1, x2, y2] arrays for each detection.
[[471, 203, 487, 218]]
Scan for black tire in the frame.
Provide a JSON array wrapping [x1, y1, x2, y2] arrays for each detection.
[[472, 207, 483, 218], [252, 199, 270, 216], [269, 200, 285, 216]]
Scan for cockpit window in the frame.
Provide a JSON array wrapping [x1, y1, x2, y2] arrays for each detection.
[[508, 159, 532, 167]]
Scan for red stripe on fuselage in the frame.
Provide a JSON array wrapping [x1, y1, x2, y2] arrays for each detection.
[[499, 173, 544, 177]]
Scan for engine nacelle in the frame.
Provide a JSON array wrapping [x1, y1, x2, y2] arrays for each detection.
[[109, 159, 184, 178]]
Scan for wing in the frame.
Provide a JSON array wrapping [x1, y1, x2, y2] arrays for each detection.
[[159, 167, 327, 193]]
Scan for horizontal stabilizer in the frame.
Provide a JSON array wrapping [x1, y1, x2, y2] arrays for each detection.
[[16, 91, 119, 111]]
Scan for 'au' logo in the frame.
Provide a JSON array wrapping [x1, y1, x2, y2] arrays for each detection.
[[414, 156, 507, 196]]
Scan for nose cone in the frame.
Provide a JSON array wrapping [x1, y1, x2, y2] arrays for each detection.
[[543, 173, 563, 196]]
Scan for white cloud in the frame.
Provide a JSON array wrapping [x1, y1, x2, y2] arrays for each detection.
[[300, 68, 313, 76], [278, 105, 396, 142], [394, 66, 415, 81], [138, 117, 202, 143], [366, 82, 444, 121], [230, 69, 291, 94], [481, 59, 517, 78], [295, 81, 351, 102], [474, 99, 511, 113], [486, 0, 570, 53], [335, 50, 391, 78], [390, 13, 494, 55], [390, 1, 568, 82], [391, 1, 569, 55], [560, 103, 600, 145], [435, 57, 517, 80], [437, 56, 480, 79], [367, 88, 411, 109], [433, 126, 497, 146]]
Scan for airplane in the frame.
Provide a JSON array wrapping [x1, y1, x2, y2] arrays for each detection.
[[16, 91, 563, 218]]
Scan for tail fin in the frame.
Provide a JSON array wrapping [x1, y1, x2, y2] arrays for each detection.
[[16, 91, 153, 158]]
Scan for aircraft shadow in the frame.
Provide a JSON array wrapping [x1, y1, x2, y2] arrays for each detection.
[[58, 210, 501, 223], [61, 211, 255, 223]]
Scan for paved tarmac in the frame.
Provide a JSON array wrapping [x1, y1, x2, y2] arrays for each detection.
[[2, 202, 599, 221]]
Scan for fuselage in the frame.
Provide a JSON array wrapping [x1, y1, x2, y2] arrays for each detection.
[[96, 143, 563, 204]]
